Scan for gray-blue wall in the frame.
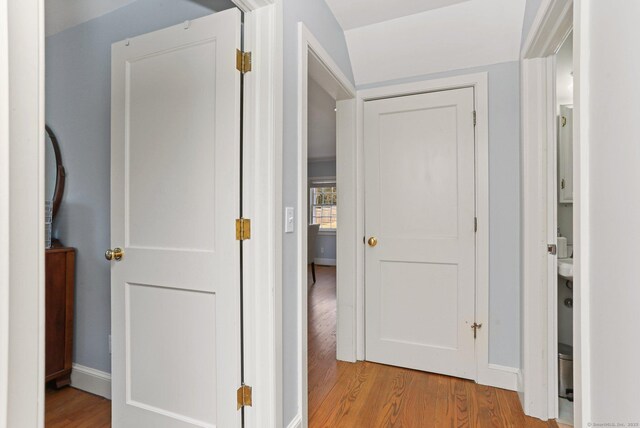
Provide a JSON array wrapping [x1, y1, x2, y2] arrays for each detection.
[[358, 61, 522, 369], [308, 160, 337, 262], [282, 0, 354, 424], [46, 0, 223, 374]]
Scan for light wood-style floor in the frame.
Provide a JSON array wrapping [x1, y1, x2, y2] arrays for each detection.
[[45, 385, 110, 427], [308, 265, 559, 428], [45, 265, 560, 427]]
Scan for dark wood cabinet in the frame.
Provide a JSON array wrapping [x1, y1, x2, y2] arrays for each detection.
[[45, 247, 75, 388]]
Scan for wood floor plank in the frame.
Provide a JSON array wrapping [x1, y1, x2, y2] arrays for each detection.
[[45, 265, 562, 427], [45, 386, 110, 427], [308, 266, 562, 428]]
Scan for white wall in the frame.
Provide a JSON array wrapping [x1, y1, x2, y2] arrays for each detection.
[[578, 0, 640, 422], [345, 0, 525, 85], [521, 0, 543, 49]]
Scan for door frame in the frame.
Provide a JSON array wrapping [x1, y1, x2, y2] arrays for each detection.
[[356, 73, 508, 390], [0, 1, 11, 425], [520, 0, 582, 423], [1, 0, 283, 426], [239, 2, 282, 427], [2, 0, 46, 426], [296, 22, 357, 427]]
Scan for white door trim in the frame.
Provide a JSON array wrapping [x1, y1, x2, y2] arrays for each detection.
[[519, 0, 590, 426], [356, 73, 508, 390], [2, 0, 46, 427], [0, 1, 10, 424], [520, 0, 580, 423], [239, 2, 282, 428], [296, 22, 356, 428]]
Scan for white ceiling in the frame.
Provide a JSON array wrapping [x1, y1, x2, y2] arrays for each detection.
[[308, 78, 337, 161], [332, 0, 526, 86], [325, 0, 471, 30]]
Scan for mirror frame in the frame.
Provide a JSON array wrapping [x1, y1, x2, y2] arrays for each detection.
[[45, 125, 66, 220]]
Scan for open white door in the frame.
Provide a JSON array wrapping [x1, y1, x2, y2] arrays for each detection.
[[110, 9, 242, 427], [364, 87, 477, 380]]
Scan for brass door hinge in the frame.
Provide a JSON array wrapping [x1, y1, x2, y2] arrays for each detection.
[[237, 384, 252, 410], [474, 217, 478, 233], [473, 110, 477, 126], [471, 322, 482, 339], [236, 49, 252, 73], [236, 218, 251, 240]]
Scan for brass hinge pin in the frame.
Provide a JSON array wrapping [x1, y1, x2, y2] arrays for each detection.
[[236, 218, 251, 240], [236, 49, 252, 73], [237, 384, 252, 410]]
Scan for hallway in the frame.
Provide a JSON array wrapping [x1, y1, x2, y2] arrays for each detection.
[[308, 266, 559, 427]]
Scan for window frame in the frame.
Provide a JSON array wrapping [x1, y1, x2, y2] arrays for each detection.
[[308, 176, 337, 235]]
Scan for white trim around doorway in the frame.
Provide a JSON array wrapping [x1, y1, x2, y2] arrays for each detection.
[[520, 0, 580, 423], [0, 1, 10, 424], [296, 22, 357, 428], [238, 2, 282, 428], [2, 1, 46, 426]]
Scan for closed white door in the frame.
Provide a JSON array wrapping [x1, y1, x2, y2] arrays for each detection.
[[364, 87, 477, 380], [110, 9, 242, 427]]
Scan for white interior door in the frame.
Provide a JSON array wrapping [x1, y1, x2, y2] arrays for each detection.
[[364, 87, 477, 380], [110, 9, 242, 427]]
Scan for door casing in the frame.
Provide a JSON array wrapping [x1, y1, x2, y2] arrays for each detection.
[[520, 0, 580, 423], [355, 73, 505, 389], [296, 22, 357, 428]]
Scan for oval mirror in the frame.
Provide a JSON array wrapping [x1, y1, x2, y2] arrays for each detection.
[[45, 125, 66, 220]]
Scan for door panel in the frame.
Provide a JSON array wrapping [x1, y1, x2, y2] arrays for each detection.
[[126, 41, 217, 252], [364, 87, 476, 380], [111, 9, 241, 428]]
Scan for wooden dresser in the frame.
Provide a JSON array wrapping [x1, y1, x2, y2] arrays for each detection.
[[45, 247, 76, 388]]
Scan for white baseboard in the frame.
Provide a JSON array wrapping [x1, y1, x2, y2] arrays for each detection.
[[286, 413, 302, 428], [478, 364, 520, 391], [314, 258, 336, 266], [70, 363, 111, 399]]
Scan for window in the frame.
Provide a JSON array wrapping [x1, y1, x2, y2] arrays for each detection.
[[309, 179, 337, 231]]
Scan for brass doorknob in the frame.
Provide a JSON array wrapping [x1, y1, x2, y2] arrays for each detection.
[[105, 247, 124, 261], [367, 237, 378, 247]]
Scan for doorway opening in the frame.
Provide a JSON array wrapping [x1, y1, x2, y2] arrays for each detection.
[[296, 24, 357, 426], [553, 30, 575, 427], [521, 0, 579, 424]]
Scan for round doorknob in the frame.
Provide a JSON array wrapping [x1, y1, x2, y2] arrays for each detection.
[[105, 247, 124, 261], [367, 237, 378, 247]]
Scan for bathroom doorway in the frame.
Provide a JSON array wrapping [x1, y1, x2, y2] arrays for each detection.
[[553, 31, 575, 427]]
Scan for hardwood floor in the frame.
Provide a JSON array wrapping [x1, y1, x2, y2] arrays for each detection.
[[45, 265, 556, 427], [46, 385, 110, 427], [308, 265, 558, 428]]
